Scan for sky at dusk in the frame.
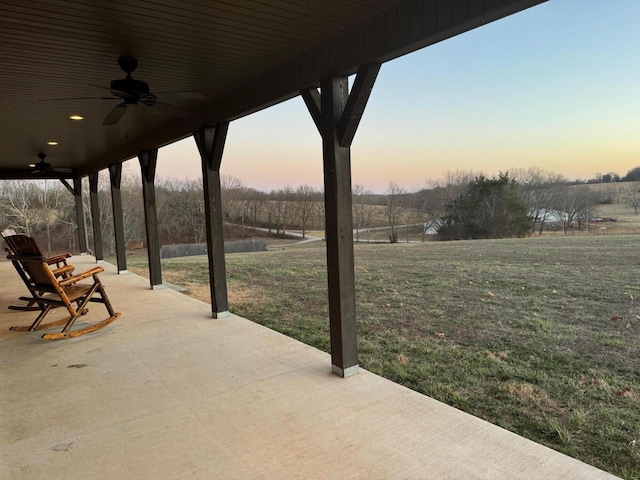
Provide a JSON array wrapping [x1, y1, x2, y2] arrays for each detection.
[[148, 0, 640, 193]]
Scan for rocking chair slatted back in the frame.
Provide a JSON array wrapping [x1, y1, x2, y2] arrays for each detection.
[[21, 256, 62, 292], [3, 232, 41, 256]]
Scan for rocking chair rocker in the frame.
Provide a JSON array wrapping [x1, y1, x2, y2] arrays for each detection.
[[6, 235, 120, 340]]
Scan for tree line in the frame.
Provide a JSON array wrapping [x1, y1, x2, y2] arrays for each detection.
[[584, 165, 640, 184], [0, 174, 331, 255], [405, 166, 640, 241], [2, 165, 640, 254]]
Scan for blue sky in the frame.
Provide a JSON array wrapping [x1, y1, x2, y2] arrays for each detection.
[[155, 0, 640, 193]]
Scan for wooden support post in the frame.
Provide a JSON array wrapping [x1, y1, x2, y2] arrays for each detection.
[[302, 63, 380, 378], [139, 149, 163, 289], [320, 76, 358, 377], [194, 124, 230, 318], [72, 178, 89, 254], [88, 172, 104, 262], [108, 164, 127, 273]]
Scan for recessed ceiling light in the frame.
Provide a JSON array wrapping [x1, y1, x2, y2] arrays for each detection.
[[69, 115, 84, 120], [28, 164, 36, 168], [47, 141, 58, 146]]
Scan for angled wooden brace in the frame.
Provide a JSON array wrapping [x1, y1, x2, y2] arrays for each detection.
[[301, 62, 381, 147]]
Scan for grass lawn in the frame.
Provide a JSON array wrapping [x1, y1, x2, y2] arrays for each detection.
[[127, 234, 640, 479]]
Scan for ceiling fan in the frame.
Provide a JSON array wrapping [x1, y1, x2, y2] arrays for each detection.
[[44, 56, 206, 125], [100, 56, 206, 125], [31, 153, 73, 174]]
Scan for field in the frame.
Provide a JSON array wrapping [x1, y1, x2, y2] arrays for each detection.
[[126, 235, 640, 478]]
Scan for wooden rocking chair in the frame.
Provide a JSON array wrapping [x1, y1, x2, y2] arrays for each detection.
[[2, 229, 74, 311], [7, 236, 120, 340]]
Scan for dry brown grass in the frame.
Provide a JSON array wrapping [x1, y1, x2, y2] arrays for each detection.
[[483, 350, 510, 362]]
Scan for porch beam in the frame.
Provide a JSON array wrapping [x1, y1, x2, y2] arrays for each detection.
[[72, 178, 89, 254], [88, 172, 104, 262], [138, 149, 162, 289], [108, 164, 127, 273], [194, 124, 230, 318]]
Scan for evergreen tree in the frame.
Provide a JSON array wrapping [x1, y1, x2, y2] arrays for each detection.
[[437, 173, 531, 240], [622, 166, 640, 182]]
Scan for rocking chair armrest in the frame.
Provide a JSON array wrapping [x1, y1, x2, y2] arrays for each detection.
[[52, 265, 75, 277], [46, 253, 72, 264], [58, 266, 105, 286]]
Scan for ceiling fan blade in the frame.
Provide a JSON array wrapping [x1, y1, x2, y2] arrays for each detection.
[[40, 96, 116, 102], [90, 84, 118, 93], [103, 103, 128, 125], [149, 100, 189, 118], [155, 91, 206, 100], [90, 84, 135, 100], [52, 167, 74, 173]]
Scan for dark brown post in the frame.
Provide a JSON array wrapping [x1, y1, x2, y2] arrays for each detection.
[[321, 76, 358, 377], [302, 63, 380, 377], [88, 172, 104, 262], [194, 124, 230, 318], [72, 178, 89, 254], [138, 149, 162, 289], [109, 163, 127, 273]]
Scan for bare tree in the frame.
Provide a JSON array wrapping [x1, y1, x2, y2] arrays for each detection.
[[352, 186, 377, 241], [0, 180, 43, 235], [37, 180, 72, 255], [245, 189, 266, 230], [352, 184, 366, 241], [384, 182, 406, 243], [440, 170, 479, 202], [119, 172, 146, 247], [551, 185, 597, 234], [220, 175, 247, 239], [626, 181, 640, 215], [294, 185, 319, 238], [511, 167, 566, 235], [0, 179, 90, 253], [412, 185, 443, 241], [159, 178, 206, 243], [98, 183, 116, 255], [267, 187, 295, 235]]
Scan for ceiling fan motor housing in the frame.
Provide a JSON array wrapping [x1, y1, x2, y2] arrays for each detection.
[[110, 78, 150, 95], [110, 77, 155, 105]]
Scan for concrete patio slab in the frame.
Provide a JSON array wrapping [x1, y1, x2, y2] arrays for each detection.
[[0, 256, 619, 479]]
